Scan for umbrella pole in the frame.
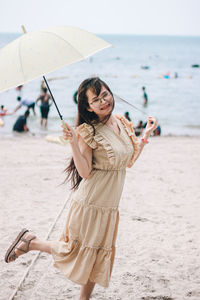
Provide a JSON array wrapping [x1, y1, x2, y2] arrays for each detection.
[[42, 76, 69, 145], [42, 76, 63, 121]]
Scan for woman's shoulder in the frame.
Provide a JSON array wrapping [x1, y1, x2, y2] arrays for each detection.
[[76, 123, 97, 149], [76, 122, 94, 133], [114, 114, 134, 129]]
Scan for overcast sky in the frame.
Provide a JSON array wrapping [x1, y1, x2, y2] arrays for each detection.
[[0, 0, 199, 36]]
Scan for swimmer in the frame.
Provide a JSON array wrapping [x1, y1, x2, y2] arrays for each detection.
[[0, 105, 13, 116], [142, 86, 148, 106], [124, 111, 131, 121]]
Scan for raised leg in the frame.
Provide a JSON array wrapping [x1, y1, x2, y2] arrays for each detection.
[[5, 231, 52, 263], [29, 237, 51, 254]]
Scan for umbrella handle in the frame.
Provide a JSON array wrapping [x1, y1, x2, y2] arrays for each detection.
[[59, 119, 70, 145]]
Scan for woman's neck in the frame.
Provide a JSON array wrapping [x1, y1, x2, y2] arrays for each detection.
[[98, 113, 113, 124], [104, 115, 115, 125]]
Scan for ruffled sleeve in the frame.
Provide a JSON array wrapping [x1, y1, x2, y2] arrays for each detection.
[[76, 123, 98, 149], [115, 115, 140, 167]]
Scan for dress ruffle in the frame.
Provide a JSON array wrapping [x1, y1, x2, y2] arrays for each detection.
[[93, 134, 115, 165], [76, 123, 98, 149], [115, 115, 140, 167], [77, 123, 115, 165], [51, 199, 119, 287]]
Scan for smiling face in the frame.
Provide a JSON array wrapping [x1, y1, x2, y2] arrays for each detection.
[[86, 85, 114, 120]]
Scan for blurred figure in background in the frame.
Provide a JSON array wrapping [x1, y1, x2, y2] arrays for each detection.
[[124, 111, 131, 121], [174, 72, 178, 78], [153, 124, 161, 136], [36, 87, 52, 128], [135, 120, 144, 136], [13, 110, 30, 133], [16, 85, 23, 96], [0, 105, 13, 127], [14, 97, 36, 115], [142, 86, 148, 106], [0, 105, 13, 116], [73, 90, 78, 104]]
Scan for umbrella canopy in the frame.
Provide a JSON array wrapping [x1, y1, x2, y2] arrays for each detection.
[[0, 26, 111, 93]]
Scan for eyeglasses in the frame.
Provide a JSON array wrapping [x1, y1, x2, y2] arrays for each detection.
[[89, 92, 111, 107]]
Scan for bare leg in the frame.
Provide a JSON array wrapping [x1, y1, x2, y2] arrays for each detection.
[[44, 118, 47, 128], [29, 237, 51, 254], [79, 280, 95, 300], [32, 106, 36, 116], [8, 236, 52, 262], [40, 118, 43, 126]]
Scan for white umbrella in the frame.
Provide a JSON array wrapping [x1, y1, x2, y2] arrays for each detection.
[[0, 25, 111, 93], [0, 25, 111, 142]]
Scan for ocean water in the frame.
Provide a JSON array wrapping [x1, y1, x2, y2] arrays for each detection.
[[0, 33, 200, 136]]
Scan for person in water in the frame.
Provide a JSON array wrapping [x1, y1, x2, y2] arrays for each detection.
[[36, 87, 52, 127], [0, 105, 13, 116], [124, 111, 131, 121], [73, 90, 78, 104], [14, 97, 36, 115], [0, 105, 14, 126], [16, 85, 23, 96], [135, 120, 144, 137], [13, 110, 30, 133], [142, 86, 148, 105], [5, 77, 157, 300], [153, 124, 161, 136]]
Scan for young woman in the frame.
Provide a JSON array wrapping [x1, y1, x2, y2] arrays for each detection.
[[5, 77, 157, 300]]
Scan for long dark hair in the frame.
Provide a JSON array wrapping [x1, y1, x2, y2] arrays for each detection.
[[65, 77, 114, 190]]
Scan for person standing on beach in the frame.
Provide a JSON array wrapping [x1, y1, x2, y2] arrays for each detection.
[[142, 86, 148, 106], [13, 110, 30, 133], [36, 87, 52, 128], [5, 77, 157, 299]]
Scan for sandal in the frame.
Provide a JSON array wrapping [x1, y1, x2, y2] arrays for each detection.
[[5, 228, 36, 263]]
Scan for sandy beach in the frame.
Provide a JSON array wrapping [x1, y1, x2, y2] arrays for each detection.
[[0, 135, 200, 300]]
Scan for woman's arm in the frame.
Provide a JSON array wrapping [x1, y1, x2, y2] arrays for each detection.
[[62, 122, 92, 179], [133, 116, 157, 163]]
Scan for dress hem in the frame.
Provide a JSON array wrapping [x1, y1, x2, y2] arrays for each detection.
[[52, 262, 109, 288]]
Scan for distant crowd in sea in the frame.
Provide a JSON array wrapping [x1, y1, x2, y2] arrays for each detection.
[[124, 86, 161, 137], [0, 82, 53, 133], [0, 82, 161, 136]]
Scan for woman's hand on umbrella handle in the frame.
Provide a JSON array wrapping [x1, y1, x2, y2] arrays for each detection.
[[144, 116, 158, 135], [61, 120, 76, 144]]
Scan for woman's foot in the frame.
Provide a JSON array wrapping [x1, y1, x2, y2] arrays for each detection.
[[5, 228, 36, 263]]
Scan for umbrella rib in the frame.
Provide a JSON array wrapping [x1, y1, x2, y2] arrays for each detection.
[[18, 37, 26, 82], [41, 30, 86, 59]]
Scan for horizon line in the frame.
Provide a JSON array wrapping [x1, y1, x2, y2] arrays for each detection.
[[0, 31, 200, 38]]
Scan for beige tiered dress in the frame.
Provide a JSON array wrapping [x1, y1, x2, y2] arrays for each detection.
[[51, 115, 139, 288]]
